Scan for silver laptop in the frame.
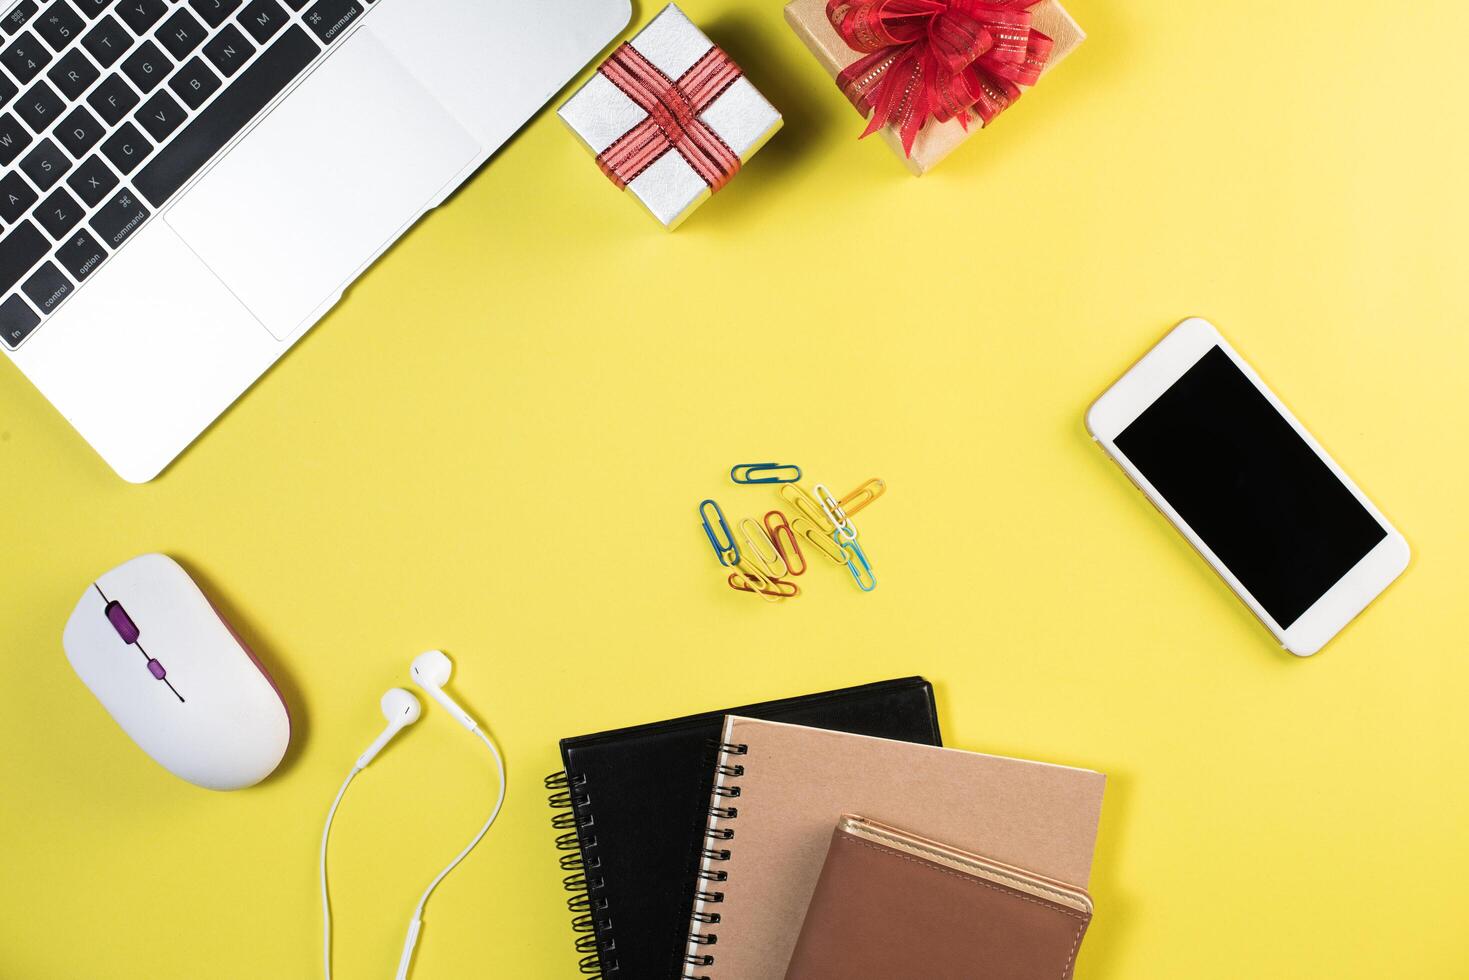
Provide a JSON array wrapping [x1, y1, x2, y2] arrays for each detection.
[[0, 0, 629, 481]]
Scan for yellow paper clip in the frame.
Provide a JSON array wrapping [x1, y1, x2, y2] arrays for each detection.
[[839, 478, 886, 517], [791, 516, 847, 565], [814, 483, 858, 542], [728, 572, 800, 599], [729, 558, 784, 603], [739, 517, 789, 579], [779, 484, 834, 533]]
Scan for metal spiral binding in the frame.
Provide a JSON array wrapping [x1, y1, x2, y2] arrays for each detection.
[[546, 770, 618, 977], [682, 741, 747, 980]]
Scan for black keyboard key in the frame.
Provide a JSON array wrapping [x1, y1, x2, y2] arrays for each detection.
[[1, 30, 52, 82], [302, 0, 357, 44], [155, 6, 204, 58], [55, 104, 103, 155], [47, 47, 101, 99], [22, 259, 70, 312], [65, 152, 116, 204], [34, 0, 84, 50], [100, 119, 148, 171], [73, 0, 111, 19], [19, 137, 68, 189], [237, 0, 284, 44], [188, 0, 239, 28], [120, 37, 168, 92], [88, 185, 146, 246], [166, 54, 215, 108], [201, 21, 249, 76], [135, 87, 183, 139], [0, 170, 38, 221], [136, 25, 314, 206], [3, 1, 39, 35], [34, 185, 81, 236], [87, 72, 139, 124], [0, 293, 40, 348], [0, 110, 33, 165], [0, 219, 47, 292], [115, 0, 164, 33], [282, 0, 305, 8], [55, 226, 104, 280], [16, 79, 62, 130], [0, 73, 16, 108], [81, 15, 132, 68]]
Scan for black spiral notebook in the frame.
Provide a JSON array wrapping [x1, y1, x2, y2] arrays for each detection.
[[544, 677, 941, 979]]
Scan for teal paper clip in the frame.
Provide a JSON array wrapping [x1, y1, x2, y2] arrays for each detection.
[[730, 462, 803, 485], [700, 499, 739, 566], [834, 530, 876, 592]]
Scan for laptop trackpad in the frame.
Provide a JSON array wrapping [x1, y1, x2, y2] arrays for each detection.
[[167, 27, 479, 340]]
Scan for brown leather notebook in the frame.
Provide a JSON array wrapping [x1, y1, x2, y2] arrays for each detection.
[[786, 815, 1094, 980]]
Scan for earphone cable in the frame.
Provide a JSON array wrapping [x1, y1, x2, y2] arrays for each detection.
[[320, 765, 360, 980], [394, 727, 507, 980]]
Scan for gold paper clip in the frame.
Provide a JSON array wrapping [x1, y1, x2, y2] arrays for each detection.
[[764, 509, 807, 576], [814, 483, 858, 542], [779, 484, 834, 533], [839, 478, 886, 517], [739, 517, 789, 579], [728, 571, 800, 599], [791, 516, 847, 565], [728, 558, 784, 603]]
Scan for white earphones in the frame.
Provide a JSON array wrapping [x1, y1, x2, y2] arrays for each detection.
[[356, 688, 422, 769], [320, 652, 507, 980], [410, 650, 477, 732]]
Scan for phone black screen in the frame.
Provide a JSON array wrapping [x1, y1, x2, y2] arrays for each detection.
[[1114, 346, 1387, 628]]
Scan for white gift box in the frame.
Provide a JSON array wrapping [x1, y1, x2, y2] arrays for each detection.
[[559, 4, 782, 229]]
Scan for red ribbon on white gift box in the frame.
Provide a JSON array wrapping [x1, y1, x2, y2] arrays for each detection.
[[595, 42, 745, 193]]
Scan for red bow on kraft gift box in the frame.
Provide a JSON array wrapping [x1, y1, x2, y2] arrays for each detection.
[[830, 0, 1054, 155]]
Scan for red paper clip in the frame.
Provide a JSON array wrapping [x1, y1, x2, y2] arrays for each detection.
[[764, 510, 807, 576], [728, 573, 800, 598]]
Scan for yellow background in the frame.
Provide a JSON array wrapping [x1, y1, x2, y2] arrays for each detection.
[[3, 0, 1468, 976]]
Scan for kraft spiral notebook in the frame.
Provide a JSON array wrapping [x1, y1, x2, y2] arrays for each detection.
[[544, 677, 941, 978], [681, 716, 1106, 980]]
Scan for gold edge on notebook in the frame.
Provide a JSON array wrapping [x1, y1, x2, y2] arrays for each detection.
[[836, 814, 1095, 916]]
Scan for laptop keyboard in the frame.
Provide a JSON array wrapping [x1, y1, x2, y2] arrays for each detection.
[[0, 0, 368, 349]]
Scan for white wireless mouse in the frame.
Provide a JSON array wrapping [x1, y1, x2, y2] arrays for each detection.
[[62, 554, 291, 791]]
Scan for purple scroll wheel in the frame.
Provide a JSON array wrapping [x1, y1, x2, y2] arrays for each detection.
[[104, 601, 140, 644]]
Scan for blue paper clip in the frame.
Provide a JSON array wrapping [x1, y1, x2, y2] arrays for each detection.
[[834, 530, 876, 592], [730, 462, 803, 485], [700, 499, 739, 567]]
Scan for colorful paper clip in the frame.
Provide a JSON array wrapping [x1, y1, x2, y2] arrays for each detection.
[[700, 499, 739, 567], [729, 558, 787, 602], [739, 517, 789, 579], [834, 531, 876, 592], [839, 478, 886, 516], [728, 569, 800, 599], [780, 484, 834, 533], [763, 510, 807, 576], [791, 516, 847, 565], [814, 483, 858, 542], [730, 462, 803, 485]]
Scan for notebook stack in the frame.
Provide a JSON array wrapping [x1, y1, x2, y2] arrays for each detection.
[[545, 679, 1106, 980]]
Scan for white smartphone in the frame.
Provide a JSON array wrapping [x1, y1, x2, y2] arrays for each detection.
[[1086, 317, 1409, 656]]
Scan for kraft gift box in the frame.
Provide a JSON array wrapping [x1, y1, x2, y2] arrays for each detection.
[[559, 4, 782, 229], [784, 0, 1085, 176]]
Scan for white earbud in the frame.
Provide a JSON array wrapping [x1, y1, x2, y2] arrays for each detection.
[[355, 688, 422, 770], [410, 650, 478, 732]]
